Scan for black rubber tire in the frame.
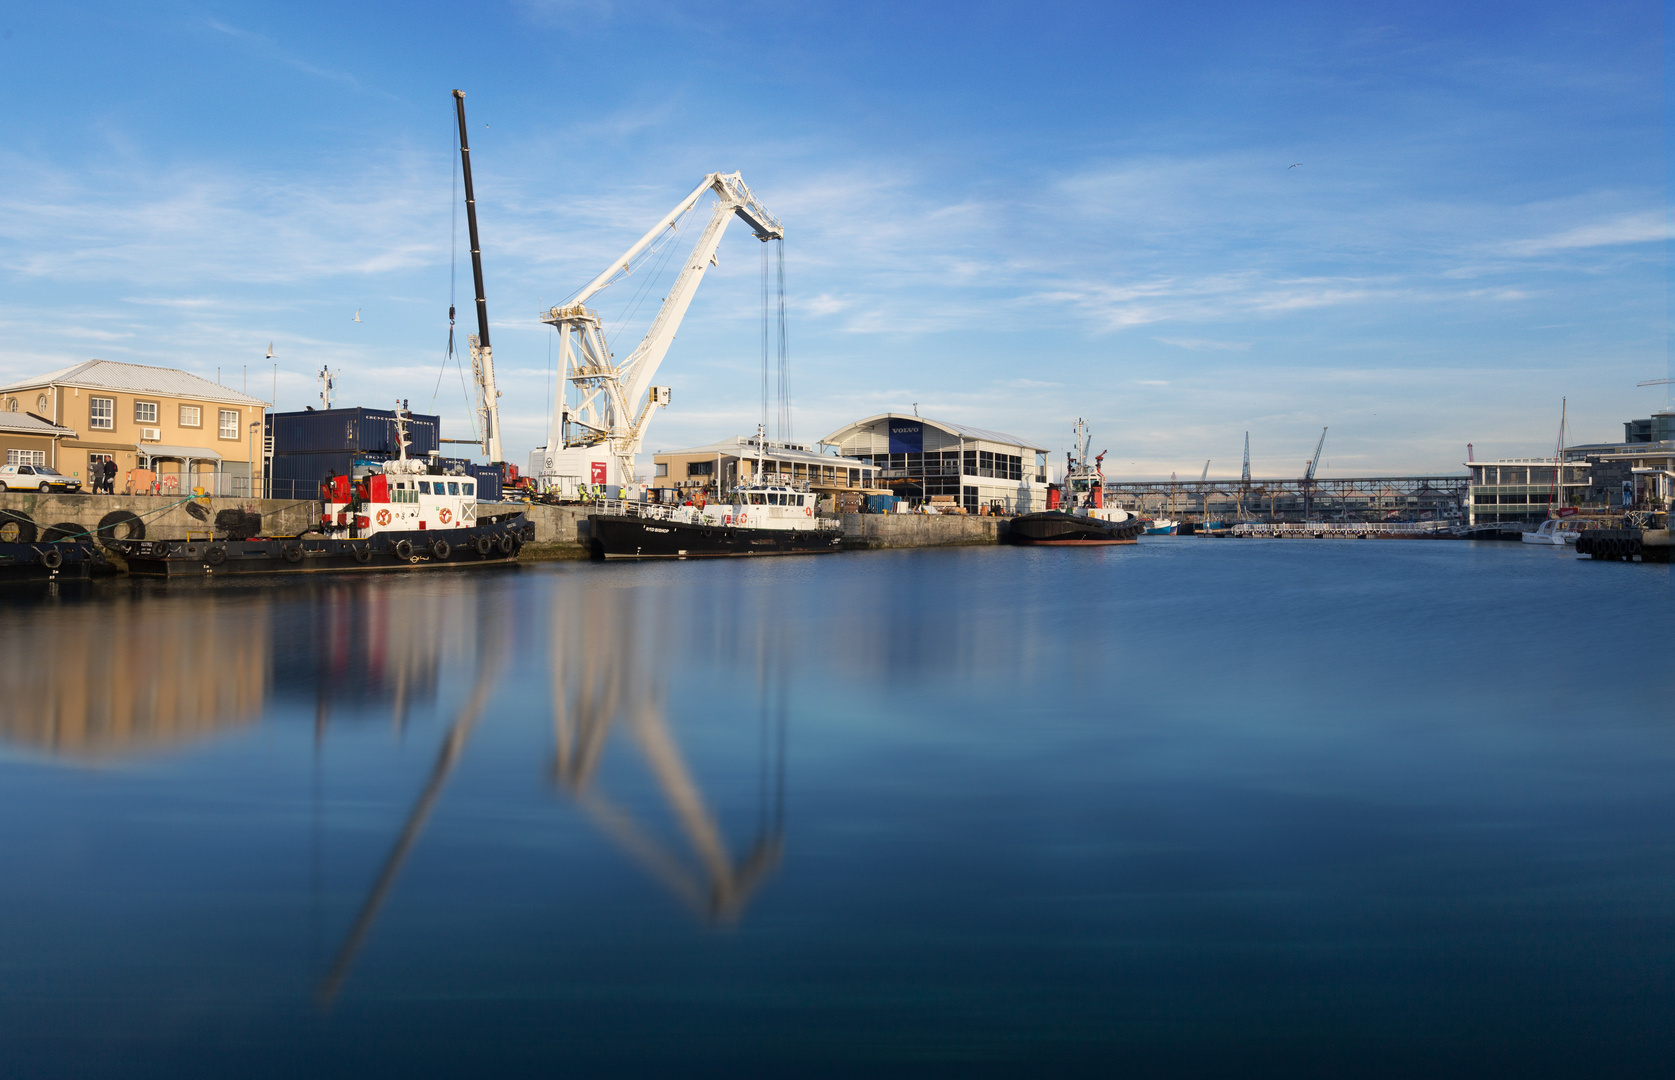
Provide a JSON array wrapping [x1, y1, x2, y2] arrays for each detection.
[[430, 538, 451, 560], [96, 510, 144, 548], [353, 544, 373, 564], [394, 539, 414, 560], [40, 547, 63, 569], [474, 534, 493, 556], [40, 521, 84, 543], [0, 509, 38, 544], [497, 532, 516, 555], [205, 545, 227, 566], [38, 482, 51, 493], [281, 544, 304, 564]]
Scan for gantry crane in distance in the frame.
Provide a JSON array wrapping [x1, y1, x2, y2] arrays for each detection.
[[531, 173, 784, 496], [1239, 432, 1251, 518], [1302, 426, 1327, 520]]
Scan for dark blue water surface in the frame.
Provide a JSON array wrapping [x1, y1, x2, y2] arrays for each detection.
[[0, 540, 1670, 1077]]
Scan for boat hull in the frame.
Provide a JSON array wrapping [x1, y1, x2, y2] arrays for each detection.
[[115, 519, 533, 577], [589, 514, 844, 559], [1009, 512, 1143, 546], [0, 541, 111, 584]]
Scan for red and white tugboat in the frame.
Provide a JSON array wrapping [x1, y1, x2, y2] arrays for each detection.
[[118, 404, 532, 576]]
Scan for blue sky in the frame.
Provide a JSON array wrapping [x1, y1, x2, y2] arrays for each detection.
[[0, 1, 1664, 477]]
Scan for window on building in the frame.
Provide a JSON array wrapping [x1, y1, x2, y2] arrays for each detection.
[[6, 449, 46, 467], [655, 463, 668, 477], [179, 405, 201, 427], [135, 401, 158, 424], [978, 450, 995, 478], [36, 394, 47, 412], [687, 461, 714, 476], [90, 397, 113, 429], [963, 449, 977, 476], [848, 468, 859, 486], [219, 410, 239, 439], [4, 398, 16, 412]]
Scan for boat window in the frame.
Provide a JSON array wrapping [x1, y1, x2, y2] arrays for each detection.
[[463, 483, 474, 496], [749, 492, 765, 505], [419, 482, 431, 494], [447, 482, 460, 495]]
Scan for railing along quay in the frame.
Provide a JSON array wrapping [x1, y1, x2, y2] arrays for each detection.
[[1230, 521, 1457, 539]]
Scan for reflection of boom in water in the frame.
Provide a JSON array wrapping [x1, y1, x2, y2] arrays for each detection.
[[549, 588, 784, 923], [317, 618, 507, 1005]]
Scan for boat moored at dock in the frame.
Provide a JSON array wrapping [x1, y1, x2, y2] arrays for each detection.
[[589, 480, 842, 560], [1010, 420, 1144, 546]]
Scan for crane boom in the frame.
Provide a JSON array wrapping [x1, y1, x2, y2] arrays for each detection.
[[1304, 427, 1327, 481], [452, 90, 503, 465], [535, 172, 783, 493]]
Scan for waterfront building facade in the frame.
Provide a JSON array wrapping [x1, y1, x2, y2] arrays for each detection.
[[821, 413, 1050, 513], [0, 360, 268, 494], [1465, 457, 1593, 525], [651, 435, 882, 502]]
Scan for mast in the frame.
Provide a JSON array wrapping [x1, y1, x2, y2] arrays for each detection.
[[452, 89, 503, 465]]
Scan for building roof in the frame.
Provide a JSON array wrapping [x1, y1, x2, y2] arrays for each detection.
[[0, 411, 77, 438], [0, 359, 268, 407], [823, 412, 1044, 452]]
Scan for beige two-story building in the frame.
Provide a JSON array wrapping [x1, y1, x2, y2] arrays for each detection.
[[0, 360, 269, 494]]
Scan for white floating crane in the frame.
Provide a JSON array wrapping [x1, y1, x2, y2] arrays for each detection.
[[532, 172, 784, 495]]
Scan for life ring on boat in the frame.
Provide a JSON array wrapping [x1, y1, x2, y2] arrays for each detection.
[[394, 539, 414, 560], [281, 544, 304, 564], [497, 532, 516, 555], [474, 534, 493, 556], [204, 544, 227, 566], [39, 547, 62, 570], [738, 513, 748, 525], [805, 506, 812, 516], [353, 544, 373, 564], [376, 509, 391, 526], [430, 538, 451, 560], [438, 508, 452, 525]]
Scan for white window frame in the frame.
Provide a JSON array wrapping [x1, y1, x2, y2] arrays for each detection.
[[90, 396, 114, 429], [218, 409, 239, 439], [179, 405, 202, 428], [6, 449, 46, 467], [134, 401, 158, 424]]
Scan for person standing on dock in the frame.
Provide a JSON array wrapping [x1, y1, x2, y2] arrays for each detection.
[[102, 458, 116, 495]]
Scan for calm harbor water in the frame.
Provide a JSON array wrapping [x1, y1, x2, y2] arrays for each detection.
[[0, 540, 1670, 1077]]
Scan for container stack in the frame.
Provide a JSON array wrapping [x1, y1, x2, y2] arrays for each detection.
[[267, 407, 442, 499]]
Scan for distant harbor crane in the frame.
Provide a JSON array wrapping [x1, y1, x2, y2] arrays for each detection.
[[452, 90, 504, 467], [1302, 426, 1327, 520], [1239, 432, 1251, 517]]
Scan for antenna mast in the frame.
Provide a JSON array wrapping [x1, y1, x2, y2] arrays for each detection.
[[452, 89, 503, 465]]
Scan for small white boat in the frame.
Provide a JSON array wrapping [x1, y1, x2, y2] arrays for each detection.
[[1522, 518, 1578, 546]]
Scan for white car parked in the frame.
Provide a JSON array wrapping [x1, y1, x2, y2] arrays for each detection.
[[0, 464, 83, 493]]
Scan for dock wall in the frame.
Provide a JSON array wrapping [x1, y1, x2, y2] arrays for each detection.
[[0, 492, 320, 542], [839, 513, 1006, 549]]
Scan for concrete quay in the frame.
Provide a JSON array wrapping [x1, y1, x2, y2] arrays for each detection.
[[0, 491, 320, 544], [1, 494, 1011, 565]]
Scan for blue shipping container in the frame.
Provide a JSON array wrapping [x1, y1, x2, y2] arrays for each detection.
[[268, 407, 441, 457]]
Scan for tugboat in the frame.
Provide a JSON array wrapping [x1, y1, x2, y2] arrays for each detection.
[[588, 428, 843, 559], [117, 403, 532, 577], [1010, 420, 1144, 546]]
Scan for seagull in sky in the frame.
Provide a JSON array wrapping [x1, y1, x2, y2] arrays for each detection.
[[353, 309, 362, 323], [1289, 163, 1302, 168]]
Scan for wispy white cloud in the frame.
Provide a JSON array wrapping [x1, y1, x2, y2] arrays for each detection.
[[1503, 211, 1668, 256]]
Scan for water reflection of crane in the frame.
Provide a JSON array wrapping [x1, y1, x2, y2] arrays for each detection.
[[318, 582, 785, 1004], [547, 587, 784, 923]]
